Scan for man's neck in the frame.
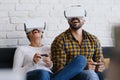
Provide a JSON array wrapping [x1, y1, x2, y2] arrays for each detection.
[[70, 28, 83, 44], [70, 28, 83, 37]]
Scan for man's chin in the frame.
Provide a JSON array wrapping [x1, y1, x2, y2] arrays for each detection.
[[70, 26, 82, 30]]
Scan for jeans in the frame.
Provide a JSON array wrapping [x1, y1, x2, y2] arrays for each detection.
[[80, 70, 99, 80], [27, 69, 51, 80], [71, 70, 105, 80], [96, 72, 104, 80], [27, 55, 87, 80], [51, 55, 87, 80]]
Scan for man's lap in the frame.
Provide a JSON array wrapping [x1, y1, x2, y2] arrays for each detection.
[[71, 70, 99, 80]]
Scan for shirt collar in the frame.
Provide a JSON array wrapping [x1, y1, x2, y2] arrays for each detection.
[[66, 28, 88, 41]]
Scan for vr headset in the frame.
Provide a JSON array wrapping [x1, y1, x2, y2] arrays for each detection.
[[24, 18, 46, 33], [64, 5, 87, 19]]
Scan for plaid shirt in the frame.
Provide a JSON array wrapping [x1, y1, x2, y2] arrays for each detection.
[[51, 29, 103, 72]]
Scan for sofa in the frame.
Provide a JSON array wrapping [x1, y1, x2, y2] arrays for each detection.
[[0, 48, 16, 68], [0, 47, 113, 69]]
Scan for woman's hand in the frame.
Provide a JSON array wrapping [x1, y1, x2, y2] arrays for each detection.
[[42, 56, 52, 67], [33, 53, 41, 64]]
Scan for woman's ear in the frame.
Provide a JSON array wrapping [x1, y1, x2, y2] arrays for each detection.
[[41, 34, 43, 38], [41, 32, 44, 38]]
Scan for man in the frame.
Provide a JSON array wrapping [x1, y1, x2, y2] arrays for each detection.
[[13, 18, 53, 80], [51, 5, 105, 80]]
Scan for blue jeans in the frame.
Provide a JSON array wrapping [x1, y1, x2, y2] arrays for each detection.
[[51, 55, 87, 80], [79, 70, 99, 80], [27, 70, 104, 80], [27, 55, 87, 80], [96, 72, 104, 80], [27, 69, 51, 80], [70, 70, 105, 80]]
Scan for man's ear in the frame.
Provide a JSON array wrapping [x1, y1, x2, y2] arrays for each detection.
[[26, 34, 30, 41], [68, 19, 71, 24]]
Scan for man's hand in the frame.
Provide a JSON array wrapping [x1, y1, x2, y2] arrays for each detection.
[[95, 60, 105, 72], [86, 59, 97, 71]]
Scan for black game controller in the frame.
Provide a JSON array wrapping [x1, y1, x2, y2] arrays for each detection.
[[41, 54, 48, 57]]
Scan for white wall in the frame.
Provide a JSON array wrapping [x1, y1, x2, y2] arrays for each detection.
[[0, 0, 119, 47]]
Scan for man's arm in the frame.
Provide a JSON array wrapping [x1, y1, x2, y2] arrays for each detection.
[[51, 38, 66, 73], [93, 37, 105, 72]]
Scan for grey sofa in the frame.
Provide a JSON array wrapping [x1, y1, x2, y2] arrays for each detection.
[[0, 47, 113, 69]]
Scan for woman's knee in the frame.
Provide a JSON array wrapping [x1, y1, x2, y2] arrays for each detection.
[[36, 70, 50, 76], [27, 69, 51, 80]]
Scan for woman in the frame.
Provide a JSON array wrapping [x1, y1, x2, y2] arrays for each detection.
[[13, 18, 53, 80]]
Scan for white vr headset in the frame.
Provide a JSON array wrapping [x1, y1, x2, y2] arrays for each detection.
[[64, 5, 87, 19], [24, 18, 46, 33]]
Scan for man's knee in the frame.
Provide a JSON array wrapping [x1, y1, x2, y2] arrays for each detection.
[[73, 55, 87, 67]]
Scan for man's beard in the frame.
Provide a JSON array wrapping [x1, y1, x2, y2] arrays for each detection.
[[69, 24, 82, 30]]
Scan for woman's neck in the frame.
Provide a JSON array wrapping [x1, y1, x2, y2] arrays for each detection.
[[30, 40, 42, 47]]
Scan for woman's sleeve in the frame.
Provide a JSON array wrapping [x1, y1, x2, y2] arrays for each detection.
[[13, 47, 25, 72]]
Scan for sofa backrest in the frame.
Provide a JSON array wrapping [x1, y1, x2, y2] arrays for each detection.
[[102, 47, 113, 58], [0, 48, 16, 68], [0, 47, 114, 69]]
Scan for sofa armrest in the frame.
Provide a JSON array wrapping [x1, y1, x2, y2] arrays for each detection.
[[104, 58, 110, 68]]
